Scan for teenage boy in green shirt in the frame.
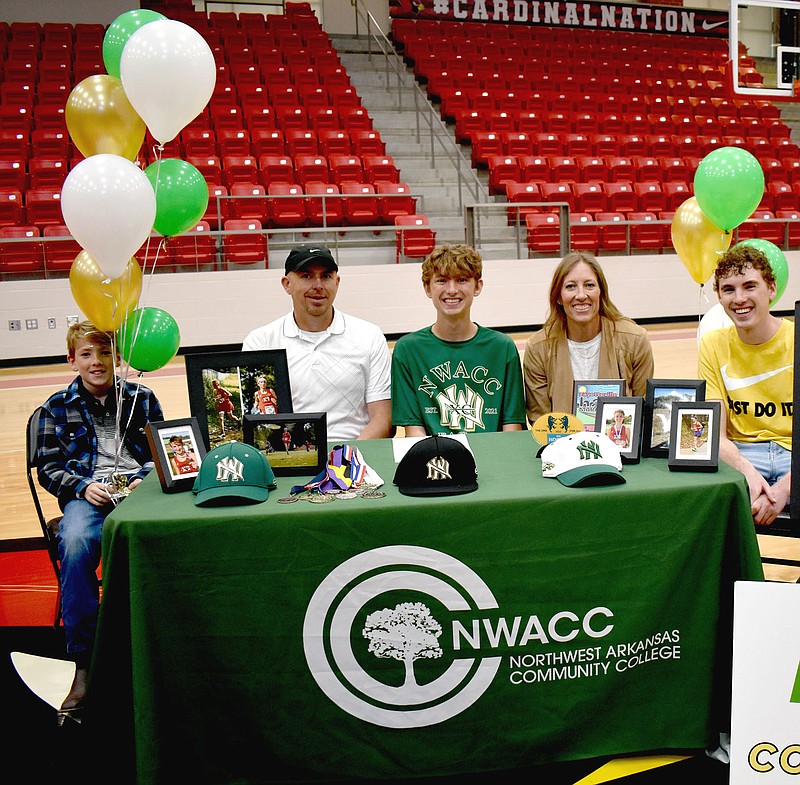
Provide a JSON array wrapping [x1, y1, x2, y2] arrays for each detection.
[[392, 244, 526, 436]]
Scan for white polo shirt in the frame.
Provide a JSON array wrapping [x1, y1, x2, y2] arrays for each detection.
[[243, 310, 391, 442]]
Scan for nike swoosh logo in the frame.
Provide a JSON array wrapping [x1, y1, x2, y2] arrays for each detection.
[[702, 20, 728, 31], [720, 363, 793, 392]]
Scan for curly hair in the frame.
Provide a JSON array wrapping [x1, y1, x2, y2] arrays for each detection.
[[713, 245, 775, 291], [421, 244, 482, 286]]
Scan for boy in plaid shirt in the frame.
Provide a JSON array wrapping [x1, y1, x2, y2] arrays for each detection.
[[35, 321, 163, 721]]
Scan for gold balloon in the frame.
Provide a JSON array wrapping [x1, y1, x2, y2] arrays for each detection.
[[671, 196, 732, 286], [69, 251, 143, 332], [65, 75, 146, 160]]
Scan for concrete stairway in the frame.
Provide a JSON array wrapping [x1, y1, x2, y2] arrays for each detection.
[[332, 34, 524, 258]]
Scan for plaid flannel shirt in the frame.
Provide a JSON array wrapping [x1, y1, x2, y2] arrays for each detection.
[[35, 376, 164, 507]]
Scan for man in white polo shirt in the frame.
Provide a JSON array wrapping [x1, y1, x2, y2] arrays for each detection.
[[243, 244, 392, 441], [699, 244, 793, 526]]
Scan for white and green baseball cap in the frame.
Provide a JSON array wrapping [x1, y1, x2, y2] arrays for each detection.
[[540, 432, 625, 487], [193, 441, 276, 506]]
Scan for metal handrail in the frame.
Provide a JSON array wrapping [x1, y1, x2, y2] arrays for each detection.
[[350, 3, 487, 212]]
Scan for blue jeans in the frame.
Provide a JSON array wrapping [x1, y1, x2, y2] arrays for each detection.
[[734, 441, 791, 491], [57, 498, 110, 664]]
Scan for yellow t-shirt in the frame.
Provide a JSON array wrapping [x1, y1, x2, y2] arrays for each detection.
[[698, 319, 793, 449]]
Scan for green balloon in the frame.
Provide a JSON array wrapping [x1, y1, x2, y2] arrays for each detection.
[[118, 307, 180, 372], [144, 158, 209, 237], [103, 9, 166, 79], [694, 147, 765, 232], [735, 238, 789, 307]]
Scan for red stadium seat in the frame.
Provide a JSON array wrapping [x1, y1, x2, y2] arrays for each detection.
[[329, 154, 363, 185], [362, 155, 400, 184], [24, 188, 62, 229], [267, 183, 307, 228], [257, 155, 295, 187], [633, 182, 667, 213], [170, 221, 218, 269], [305, 182, 344, 227], [230, 183, 269, 224], [629, 212, 666, 251], [285, 129, 319, 157], [42, 224, 80, 273], [573, 182, 607, 214], [525, 212, 561, 256], [603, 182, 637, 214], [203, 185, 230, 230], [0, 225, 44, 276], [595, 212, 629, 252], [505, 182, 542, 225], [340, 182, 379, 226], [569, 212, 599, 254], [223, 219, 268, 265], [294, 154, 329, 187], [28, 158, 68, 189], [376, 182, 416, 223], [540, 182, 575, 210], [663, 182, 692, 210], [395, 214, 436, 263], [487, 156, 521, 195]]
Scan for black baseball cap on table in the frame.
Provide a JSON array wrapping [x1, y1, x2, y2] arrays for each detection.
[[393, 435, 478, 497], [284, 244, 339, 274]]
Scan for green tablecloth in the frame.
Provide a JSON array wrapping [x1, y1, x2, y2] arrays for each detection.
[[89, 431, 763, 785]]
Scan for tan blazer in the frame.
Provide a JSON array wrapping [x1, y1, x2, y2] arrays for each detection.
[[523, 316, 655, 423]]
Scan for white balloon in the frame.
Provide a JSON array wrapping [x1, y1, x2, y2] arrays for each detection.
[[60, 154, 156, 279], [120, 19, 216, 145], [697, 302, 734, 345]]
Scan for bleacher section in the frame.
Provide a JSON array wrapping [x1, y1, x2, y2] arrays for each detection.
[[0, 3, 427, 277], [391, 17, 799, 257], [1, 6, 799, 274]]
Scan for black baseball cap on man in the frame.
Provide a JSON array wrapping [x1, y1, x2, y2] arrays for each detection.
[[284, 244, 339, 274]]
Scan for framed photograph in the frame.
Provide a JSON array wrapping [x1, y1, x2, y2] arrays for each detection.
[[572, 379, 625, 431], [243, 412, 327, 477], [644, 379, 706, 458], [145, 417, 207, 493], [668, 401, 720, 472], [594, 396, 644, 464], [185, 350, 292, 451]]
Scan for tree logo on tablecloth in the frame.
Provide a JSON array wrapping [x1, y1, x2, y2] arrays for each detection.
[[363, 602, 443, 686], [302, 546, 501, 728]]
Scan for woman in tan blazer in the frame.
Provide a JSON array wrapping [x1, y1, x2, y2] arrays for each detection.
[[523, 251, 654, 423]]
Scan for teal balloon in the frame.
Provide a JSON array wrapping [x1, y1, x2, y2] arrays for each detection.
[[144, 158, 209, 237], [103, 9, 166, 79], [118, 307, 180, 372], [735, 238, 789, 307], [693, 147, 765, 232]]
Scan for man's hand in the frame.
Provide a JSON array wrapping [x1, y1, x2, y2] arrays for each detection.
[[752, 474, 791, 526]]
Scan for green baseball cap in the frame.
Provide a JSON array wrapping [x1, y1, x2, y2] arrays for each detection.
[[193, 441, 276, 507]]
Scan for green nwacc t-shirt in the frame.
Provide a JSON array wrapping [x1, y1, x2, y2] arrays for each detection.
[[391, 325, 527, 434]]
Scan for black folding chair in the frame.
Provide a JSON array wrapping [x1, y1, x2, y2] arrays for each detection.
[[25, 406, 62, 627]]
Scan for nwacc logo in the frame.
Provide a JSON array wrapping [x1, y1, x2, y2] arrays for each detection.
[[303, 546, 501, 728]]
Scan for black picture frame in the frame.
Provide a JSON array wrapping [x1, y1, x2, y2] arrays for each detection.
[[594, 396, 644, 464], [643, 379, 707, 458], [668, 401, 720, 472], [243, 412, 327, 477], [572, 379, 625, 431], [145, 417, 207, 493], [185, 350, 292, 451]]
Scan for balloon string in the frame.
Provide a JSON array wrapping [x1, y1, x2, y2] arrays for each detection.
[[139, 149, 164, 309]]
